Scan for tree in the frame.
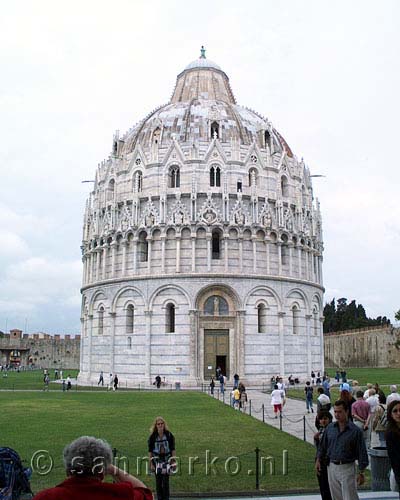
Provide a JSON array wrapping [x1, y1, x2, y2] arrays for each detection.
[[323, 298, 391, 333], [395, 310, 400, 322]]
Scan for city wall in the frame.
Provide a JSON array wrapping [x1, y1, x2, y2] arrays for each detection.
[[324, 325, 400, 368], [0, 329, 80, 369]]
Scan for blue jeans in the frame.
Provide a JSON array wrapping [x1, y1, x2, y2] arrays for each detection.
[[306, 398, 313, 411]]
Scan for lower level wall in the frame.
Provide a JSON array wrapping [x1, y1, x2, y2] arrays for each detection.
[[324, 326, 400, 368]]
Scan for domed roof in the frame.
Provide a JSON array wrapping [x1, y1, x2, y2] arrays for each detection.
[[121, 47, 293, 158], [184, 46, 222, 72]]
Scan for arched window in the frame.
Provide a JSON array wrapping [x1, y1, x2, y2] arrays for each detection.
[[248, 168, 258, 187], [264, 130, 271, 149], [127, 336, 132, 349], [166, 303, 175, 333], [210, 165, 221, 187], [292, 305, 300, 334], [138, 232, 148, 262], [204, 296, 229, 316], [281, 176, 289, 198], [169, 166, 180, 188], [152, 127, 161, 145], [257, 304, 267, 333], [212, 231, 221, 260], [133, 171, 143, 193], [107, 180, 115, 202], [211, 121, 219, 139], [98, 307, 104, 335], [126, 304, 134, 334]]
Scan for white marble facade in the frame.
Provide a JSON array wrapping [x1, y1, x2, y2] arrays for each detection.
[[78, 49, 324, 386]]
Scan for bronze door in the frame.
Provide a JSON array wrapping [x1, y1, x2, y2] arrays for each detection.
[[204, 329, 229, 379]]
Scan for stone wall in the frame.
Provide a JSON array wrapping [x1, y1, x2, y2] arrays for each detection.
[[0, 330, 80, 369], [324, 326, 400, 368]]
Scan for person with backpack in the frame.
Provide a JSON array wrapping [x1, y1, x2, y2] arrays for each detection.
[[0, 447, 32, 500], [373, 395, 387, 447], [304, 381, 314, 413]]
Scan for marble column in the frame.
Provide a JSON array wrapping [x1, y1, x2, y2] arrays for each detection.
[[305, 314, 312, 378], [147, 236, 152, 274], [133, 238, 138, 273], [109, 312, 116, 374], [87, 314, 93, 377], [145, 310, 152, 382], [252, 237, 257, 272], [189, 310, 197, 381], [95, 249, 101, 282], [224, 236, 229, 272], [121, 239, 128, 276], [289, 244, 293, 276], [191, 235, 196, 272], [265, 238, 270, 275], [277, 243, 282, 276], [206, 234, 211, 271], [238, 236, 243, 273], [161, 236, 166, 273], [298, 246, 302, 279], [236, 310, 245, 377], [278, 312, 286, 375], [176, 235, 181, 273], [111, 242, 117, 278], [102, 245, 108, 280]]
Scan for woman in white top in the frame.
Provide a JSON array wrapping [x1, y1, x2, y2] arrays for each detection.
[[271, 384, 284, 418]]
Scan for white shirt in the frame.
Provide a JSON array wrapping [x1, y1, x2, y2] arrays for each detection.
[[386, 393, 400, 406], [363, 388, 371, 399], [366, 394, 379, 414], [271, 389, 284, 405]]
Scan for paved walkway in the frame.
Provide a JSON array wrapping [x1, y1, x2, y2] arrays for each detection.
[[186, 493, 398, 500]]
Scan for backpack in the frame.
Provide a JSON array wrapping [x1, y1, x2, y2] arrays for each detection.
[[0, 447, 32, 500], [373, 405, 388, 432]]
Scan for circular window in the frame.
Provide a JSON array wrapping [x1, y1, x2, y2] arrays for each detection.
[[250, 154, 258, 163], [135, 158, 141, 166]]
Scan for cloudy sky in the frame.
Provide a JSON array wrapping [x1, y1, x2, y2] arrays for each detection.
[[1, 0, 399, 333]]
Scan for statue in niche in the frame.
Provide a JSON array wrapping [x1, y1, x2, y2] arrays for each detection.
[[145, 213, 155, 227], [174, 211, 184, 225], [234, 210, 245, 225], [213, 297, 219, 316], [103, 211, 112, 233], [262, 212, 272, 229], [284, 209, 293, 231]]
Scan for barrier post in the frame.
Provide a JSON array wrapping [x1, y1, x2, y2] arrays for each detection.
[[255, 447, 260, 490], [303, 415, 306, 441], [279, 412, 282, 431], [262, 403, 265, 422], [249, 400, 252, 416]]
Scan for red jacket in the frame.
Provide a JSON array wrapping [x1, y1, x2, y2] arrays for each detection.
[[33, 475, 153, 500]]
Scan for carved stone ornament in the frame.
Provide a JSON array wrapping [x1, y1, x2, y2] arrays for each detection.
[[119, 205, 132, 232], [198, 194, 221, 225], [230, 198, 249, 226], [259, 202, 274, 230], [284, 208, 293, 231], [140, 198, 159, 228], [101, 209, 114, 235], [168, 198, 190, 226]]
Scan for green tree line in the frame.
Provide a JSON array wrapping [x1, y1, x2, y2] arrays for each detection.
[[323, 298, 391, 333]]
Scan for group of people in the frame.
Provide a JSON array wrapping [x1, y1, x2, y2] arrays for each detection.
[[98, 370, 119, 390], [5, 417, 176, 500], [314, 396, 400, 499], [42, 369, 72, 391]]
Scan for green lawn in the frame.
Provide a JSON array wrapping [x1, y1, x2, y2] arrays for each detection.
[[0, 369, 79, 390], [1, 391, 318, 495]]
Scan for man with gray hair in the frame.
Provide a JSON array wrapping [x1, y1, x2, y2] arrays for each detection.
[[386, 385, 400, 406], [33, 436, 152, 499]]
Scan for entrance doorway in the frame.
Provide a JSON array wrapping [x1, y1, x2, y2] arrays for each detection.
[[216, 355, 227, 376], [204, 329, 229, 379]]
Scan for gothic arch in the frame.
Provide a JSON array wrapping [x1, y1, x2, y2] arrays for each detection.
[[244, 286, 282, 311], [195, 284, 241, 312]]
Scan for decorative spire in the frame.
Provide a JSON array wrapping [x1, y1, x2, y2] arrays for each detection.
[[200, 45, 206, 59]]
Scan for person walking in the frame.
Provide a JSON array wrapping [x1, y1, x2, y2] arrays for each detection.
[[209, 377, 215, 395], [351, 390, 371, 448], [385, 400, 400, 492], [113, 374, 119, 391], [271, 384, 284, 418], [305, 381, 314, 413], [314, 410, 333, 500], [148, 417, 176, 500], [316, 400, 368, 500], [98, 370, 104, 386]]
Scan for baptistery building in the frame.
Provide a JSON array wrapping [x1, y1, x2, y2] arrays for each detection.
[[78, 49, 324, 386]]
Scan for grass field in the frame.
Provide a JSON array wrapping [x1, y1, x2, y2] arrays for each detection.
[[0, 369, 79, 390], [1, 390, 318, 495], [287, 367, 400, 402]]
